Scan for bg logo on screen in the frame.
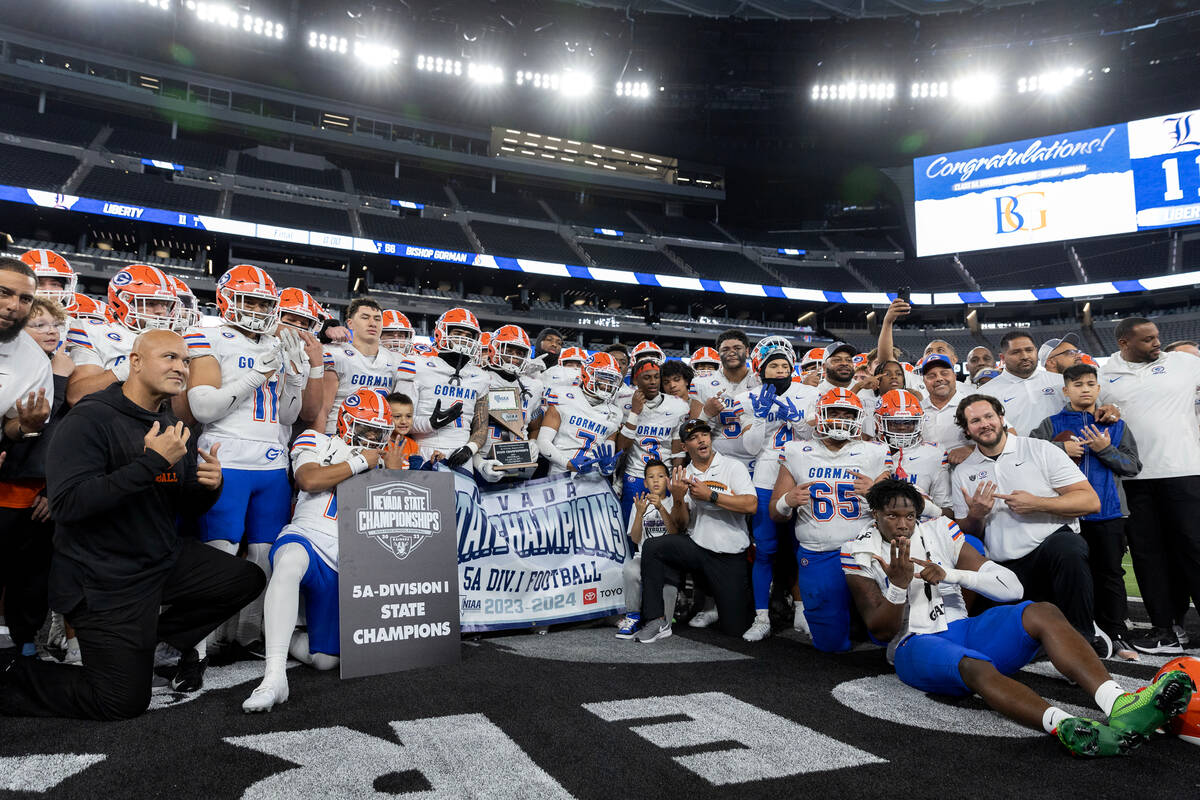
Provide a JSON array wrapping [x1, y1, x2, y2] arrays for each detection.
[[357, 482, 443, 560], [994, 191, 1047, 234]]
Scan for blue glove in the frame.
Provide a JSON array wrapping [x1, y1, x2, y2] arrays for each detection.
[[774, 396, 804, 422], [595, 443, 621, 476], [570, 450, 601, 474], [407, 454, 424, 471], [750, 384, 777, 419]]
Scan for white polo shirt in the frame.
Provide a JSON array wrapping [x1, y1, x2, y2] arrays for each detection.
[[1100, 351, 1200, 480], [921, 388, 968, 452], [684, 452, 755, 554], [976, 368, 1063, 436], [0, 330, 53, 433], [950, 434, 1087, 562]]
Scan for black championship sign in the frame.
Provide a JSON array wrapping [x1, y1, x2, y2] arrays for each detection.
[[337, 470, 461, 679]]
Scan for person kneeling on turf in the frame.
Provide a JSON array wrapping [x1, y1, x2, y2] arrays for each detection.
[[243, 389, 405, 713], [843, 479, 1195, 757]]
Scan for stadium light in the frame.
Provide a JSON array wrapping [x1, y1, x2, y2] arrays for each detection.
[[467, 63, 504, 86], [308, 31, 349, 54], [560, 70, 594, 98], [951, 73, 1000, 105], [416, 54, 463, 77], [810, 81, 896, 102], [134, 0, 172, 10], [185, 2, 285, 39], [910, 81, 950, 99], [616, 80, 650, 99], [516, 70, 559, 91], [1018, 67, 1086, 94], [354, 41, 400, 68]]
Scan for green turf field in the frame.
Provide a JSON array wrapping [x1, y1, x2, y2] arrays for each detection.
[[1122, 553, 1141, 598]]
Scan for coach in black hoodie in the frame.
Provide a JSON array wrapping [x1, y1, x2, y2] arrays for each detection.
[[2, 329, 265, 720]]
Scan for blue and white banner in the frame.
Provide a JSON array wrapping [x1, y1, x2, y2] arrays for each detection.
[[453, 471, 629, 632], [914, 124, 1135, 255]]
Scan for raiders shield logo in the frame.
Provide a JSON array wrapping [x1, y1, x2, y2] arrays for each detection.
[[356, 482, 443, 561]]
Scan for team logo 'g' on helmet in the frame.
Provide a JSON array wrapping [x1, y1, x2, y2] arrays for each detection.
[[816, 387, 864, 441], [216, 264, 279, 334], [336, 388, 395, 448], [489, 324, 532, 373], [279, 288, 325, 336], [108, 264, 180, 332]]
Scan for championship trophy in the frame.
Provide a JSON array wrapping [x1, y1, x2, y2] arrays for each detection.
[[487, 388, 536, 470]]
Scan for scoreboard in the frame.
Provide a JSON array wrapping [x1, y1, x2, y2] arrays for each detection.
[[914, 107, 1200, 257]]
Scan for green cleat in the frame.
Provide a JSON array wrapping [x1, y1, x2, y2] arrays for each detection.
[[1056, 717, 1138, 757], [1108, 670, 1196, 743]]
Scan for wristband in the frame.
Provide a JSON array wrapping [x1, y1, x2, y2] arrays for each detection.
[[347, 453, 371, 474], [308, 365, 324, 379], [466, 441, 480, 456], [884, 581, 908, 605], [623, 412, 640, 428], [774, 495, 795, 516]]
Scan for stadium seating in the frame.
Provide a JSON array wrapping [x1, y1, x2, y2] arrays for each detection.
[[667, 246, 777, 284], [961, 244, 1077, 289], [1074, 235, 1171, 282], [78, 168, 222, 214], [852, 257, 969, 292], [778, 266, 868, 292], [230, 194, 352, 234], [635, 212, 732, 241], [349, 170, 451, 207], [821, 231, 900, 252], [105, 127, 229, 171], [358, 213, 473, 252], [0, 104, 100, 147], [0, 143, 79, 192], [470, 221, 579, 262], [727, 228, 831, 252], [236, 154, 343, 192], [1183, 237, 1200, 270], [544, 200, 639, 231], [453, 186, 550, 221], [579, 243, 687, 275]]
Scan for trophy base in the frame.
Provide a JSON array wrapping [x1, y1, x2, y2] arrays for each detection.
[[491, 441, 537, 470]]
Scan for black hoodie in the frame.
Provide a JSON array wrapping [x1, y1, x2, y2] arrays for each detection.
[[44, 383, 222, 613]]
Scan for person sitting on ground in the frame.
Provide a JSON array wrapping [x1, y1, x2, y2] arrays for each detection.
[[843, 479, 1194, 758]]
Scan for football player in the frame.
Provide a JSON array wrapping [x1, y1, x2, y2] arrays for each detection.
[[277, 287, 328, 435], [317, 298, 401, 434], [183, 264, 304, 653], [404, 307, 491, 467], [474, 324, 544, 482], [537, 352, 625, 477], [541, 345, 586, 391], [732, 337, 820, 641], [242, 389, 405, 713], [168, 275, 201, 333], [616, 349, 689, 524], [874, 389, 955, 522], [690, 330, 761, 476], [689, 346, 720, 376], [770, 388, 891, 652], [66, 264, 179, 405], [380, 309, 415, 356], [66, 293, 113, 324], [19, 249, 76, 308], [844, 479, 1195, 757]]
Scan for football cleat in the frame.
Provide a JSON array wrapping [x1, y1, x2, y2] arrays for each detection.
[[742, 618, 772, 642], [1057, 717, 1137, 757], [242, 677, 290, 713], [1108, 670, 1196, 743]]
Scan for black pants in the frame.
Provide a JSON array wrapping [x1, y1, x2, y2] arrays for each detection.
[[1080, 518, 1129, 639], [6, 540, 264, 720], [1000, 526, 1094, 637], [640, 535, 753, 637], [0, 505, 53, 647], [1124, 476, 1200, 629]]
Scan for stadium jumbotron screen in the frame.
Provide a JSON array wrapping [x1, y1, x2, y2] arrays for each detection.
[[914, 105, 1200, 256]]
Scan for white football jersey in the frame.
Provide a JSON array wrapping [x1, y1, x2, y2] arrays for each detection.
[[616, 383, 635, 420], [406, 355, 491, 456], [482, 369, 544, 450], [66, 318, 135, 372], [542, 364, 581, 391], [286, 429, 356, 569], [691, 370, 762, 470], [546, 388, 624, 476], [731, 381, 821, 491], [779, 438, 891, 552], [323, 344, 402, 433], [888, 443, 953, 518], [624, 393, 690, 477], [185, 325, 297, 471]]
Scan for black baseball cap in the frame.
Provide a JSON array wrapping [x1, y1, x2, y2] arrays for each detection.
[[679, 418, 712, 441]]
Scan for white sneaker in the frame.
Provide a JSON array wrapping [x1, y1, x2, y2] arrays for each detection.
[[46, 613, 67, 650], [742, 618, 772, 642], [793, 604, 811, 634], [1174, 624, 1189, 647], [689, 609, 720, 629], [634, 618, 672, 643], [243, 677, 289, 713], [64, 639, 82, 666]]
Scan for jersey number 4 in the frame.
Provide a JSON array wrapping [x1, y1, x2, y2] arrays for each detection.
[[809, 481, 859, 521]]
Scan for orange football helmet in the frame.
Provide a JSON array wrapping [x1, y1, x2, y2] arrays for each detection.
[[690, 346, 720, 374], [336, 388, 395, 448], [750, 335, 796, 375], [488, 324, 532, 373], [801, 347, 826, 379], [278, 288, 324, 335], [816, 387, 864, 441], [559, 346, 587, 366], [21, 249, 77, 306], [168, 275, 201, 332], [433, 307, 481, 360], [579, 352, 624, 402], [216, 264, 279, 333], [68, 293, 113, 323], [875, 389, 925, 448], [631, 340, 665, 367], [380, 309, 415, 354], [108, 264, 179, 332]]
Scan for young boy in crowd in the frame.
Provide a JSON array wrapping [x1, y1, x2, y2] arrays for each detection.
[[1030, 363, 1142, 661], [386, 392, 423, 469], [616, 460, 679, 639], [660, 360, 694, 405]]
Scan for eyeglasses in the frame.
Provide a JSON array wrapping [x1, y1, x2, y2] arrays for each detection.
[[25, 321, 58, 332], [1053, 348, 1081, 359]]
